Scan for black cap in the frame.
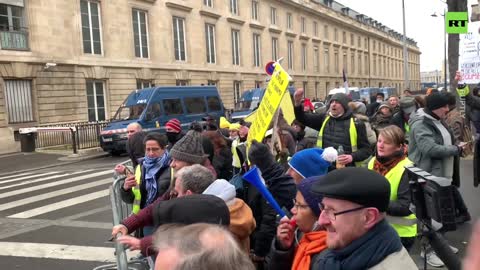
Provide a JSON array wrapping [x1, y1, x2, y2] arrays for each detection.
[[330, 93, 351, 111], [426, 92, 449, 111], [153, 194, 230, 227], [311, 167, 390, 212]]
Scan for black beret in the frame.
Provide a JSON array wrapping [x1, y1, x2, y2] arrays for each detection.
[[311, 167, 390, 212], [153, 194, 230, 227]]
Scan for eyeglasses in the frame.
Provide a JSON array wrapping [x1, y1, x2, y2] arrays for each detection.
[[293, 199, 310, 210], [318, 202, 366, 221]]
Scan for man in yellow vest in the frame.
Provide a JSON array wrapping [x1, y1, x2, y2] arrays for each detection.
[[293, 88, 371, 170]]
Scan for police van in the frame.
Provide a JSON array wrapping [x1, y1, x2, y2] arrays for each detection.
[[100, 86, 224, 154]]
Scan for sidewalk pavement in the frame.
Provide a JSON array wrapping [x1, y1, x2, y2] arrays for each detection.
[[0, 148, 109, 174]]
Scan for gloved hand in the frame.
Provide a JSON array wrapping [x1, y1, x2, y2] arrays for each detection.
[[248, 140, 276, 172], [457, 85, 470, 97]]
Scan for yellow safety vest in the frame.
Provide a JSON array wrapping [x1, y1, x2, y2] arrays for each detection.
[[131, 165, 142, 214], [368, 158, 417, 238], [231, 138, 242, 168], [317, 116, 362, 167]]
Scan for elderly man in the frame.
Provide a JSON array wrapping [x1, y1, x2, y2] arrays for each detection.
[[294, 89, 371, 169], [154, 223, 255, 270], [311, 167, 418, 270], [114, 122, 145, 174]]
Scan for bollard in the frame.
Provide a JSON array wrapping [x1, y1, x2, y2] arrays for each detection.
[[70, 128, 77, 154]]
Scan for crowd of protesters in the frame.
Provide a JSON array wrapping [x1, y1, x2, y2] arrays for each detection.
[[109, 85, 480, 270]]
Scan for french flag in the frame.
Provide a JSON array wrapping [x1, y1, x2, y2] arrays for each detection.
[[343, 68, 349, 95]]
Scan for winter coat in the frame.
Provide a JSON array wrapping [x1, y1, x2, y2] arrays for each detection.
[[445, 108, 464, 144], [368, 247, 418, 270], [371, 113, 393, 135], [212, 146, 233, 180], [120, 164, 172, 209], [408, 109, 460, 185], [294, 105, 372, 166], [391, 112, 408, 134], [244, 163, 296, 257], [366, 101, 381, 117], [126, 131, 146, 168], [355, 114, 377, 146]]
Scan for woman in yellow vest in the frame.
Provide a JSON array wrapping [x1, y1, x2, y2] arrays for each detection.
[[367, 125, 417, 251]]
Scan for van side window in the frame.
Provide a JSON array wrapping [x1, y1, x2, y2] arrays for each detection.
[[163, 99, 183, 115], [207, 96, 222, 111], [145, 103, 162, 120], [184, 97, 207, 114]]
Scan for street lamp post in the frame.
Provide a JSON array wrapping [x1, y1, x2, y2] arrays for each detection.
[[432, 9, 448, 91]]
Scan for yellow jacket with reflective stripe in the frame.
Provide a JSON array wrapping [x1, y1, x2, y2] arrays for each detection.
[[368, 157, 417, 238], [131, 165, 142, 214], [317, 116, 365, 167]]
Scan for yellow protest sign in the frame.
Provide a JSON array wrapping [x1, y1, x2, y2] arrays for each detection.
[[247, 63, 290, 145], [243, 91, 295, 125]]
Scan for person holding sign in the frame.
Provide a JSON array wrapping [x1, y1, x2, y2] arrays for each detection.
[[293, 88, 371, 170]]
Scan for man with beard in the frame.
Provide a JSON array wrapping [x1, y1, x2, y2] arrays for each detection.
[[293, 89, 371, 170], [165, 118, 184, 149]]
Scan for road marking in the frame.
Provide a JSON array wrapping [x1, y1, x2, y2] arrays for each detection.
[[0, 171, 59, 184], [0, 242, 138, 262], [8, 189, 110, 218], [0, 170, 112, 200], [0, 172, 33, 181], [0, 178, 112, 211], [0, 170, 92, 190]]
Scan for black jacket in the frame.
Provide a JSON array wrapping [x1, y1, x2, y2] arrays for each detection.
[[244, 163, 296, 257], [120, 165, 172, 209], [212, 146, 233, 180], [391, 112, 407, 134], [127, 131, 146, 168], [294, 105, 371, 166], [366, 101, 380, 117]]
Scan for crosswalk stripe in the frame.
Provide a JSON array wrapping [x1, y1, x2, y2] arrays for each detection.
[[0, 170, 112, 200], [0, 178, 112, 211], [0, 170, 92, 190], [0, 171, 59, 184], [8, 189, 110, 218], [0, 172, 33, 181], [0, 242, 134, 262]]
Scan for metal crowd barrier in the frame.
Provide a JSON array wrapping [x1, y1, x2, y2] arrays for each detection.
[[93, 160, 150, 270]]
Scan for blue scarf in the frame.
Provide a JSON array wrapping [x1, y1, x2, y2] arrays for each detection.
[[317, 219, 402, 270], [143, 151, 170, 205]]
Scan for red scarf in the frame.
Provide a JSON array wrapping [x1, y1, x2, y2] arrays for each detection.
[[292, 231, 328, 270], [373, 150, 406, 176]]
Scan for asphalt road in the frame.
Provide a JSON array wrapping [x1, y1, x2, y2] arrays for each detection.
[[0, 153, 478, 270]]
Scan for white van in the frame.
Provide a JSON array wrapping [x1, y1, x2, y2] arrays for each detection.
[[326, 87, 361, 103]]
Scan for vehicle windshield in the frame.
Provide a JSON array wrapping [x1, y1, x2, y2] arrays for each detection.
[[234, 100, 252, 111], [112, 104, 146, 121]]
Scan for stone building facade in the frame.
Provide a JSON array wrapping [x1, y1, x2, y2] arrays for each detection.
[[0, 0, 421, 153]]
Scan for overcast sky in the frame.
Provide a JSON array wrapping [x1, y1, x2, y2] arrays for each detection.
[[336, 0, 476, 72]]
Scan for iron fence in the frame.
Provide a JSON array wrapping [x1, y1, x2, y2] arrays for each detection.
[[35, 121, 110, 153]]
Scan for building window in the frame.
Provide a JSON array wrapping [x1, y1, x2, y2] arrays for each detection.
[[255, 81, 262, 88], [86, 81, 106, 122], [358, 54, 362, 75], [302, 82, 307, 97], [272, 37, 278, 61], [315, 82, 319, 99], [80, 0, 102, 55], [204, 0, 213, 8], [301, 44, 307, 71], [334, 28, 338, 41], [373, 55, 377, 75], [334, 50, 339, 73], [324, 47, 329, 73], [324, 25, 329, 39], [365, 55, 368, 75], [132, 9, 149, 58], [373, 40, 376, 51], [343, 51, 347, 72], [233, 81, 241, 103], [205, 24, 216, 64], [287, 13, 292, 29], [350, 33, 354, 46], [301, 17, 306, 33], [313, 46, 319, 72], [4, 80, 33, 123], [230, 0, 239, 15], [351, 52, 355, 74], [0, 4, 28, 50], [270, 7, 277, 25], [136, 80, 153, 89], [364, 38, 368, 49], [357, 36, 361, 47], [313, 21, 318, 36], [173, 17, 186, 61], [231, 29, 240, 65], [287, 40, 294, 70], [251, 1, 258, 20], [342, 31, 346, 44], [176, 80, 189, 86], [253, 33, 261, 67]]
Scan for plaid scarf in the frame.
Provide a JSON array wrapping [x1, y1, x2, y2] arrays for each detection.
[[373, 148, 405, 176]]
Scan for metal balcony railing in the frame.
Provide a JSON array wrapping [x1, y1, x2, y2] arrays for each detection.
[[0, 29, 29, 50]]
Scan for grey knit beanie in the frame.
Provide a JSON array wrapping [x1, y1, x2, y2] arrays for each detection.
[[170, 130, 207, 164]]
